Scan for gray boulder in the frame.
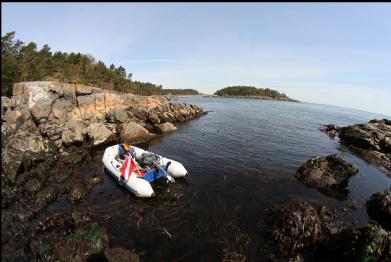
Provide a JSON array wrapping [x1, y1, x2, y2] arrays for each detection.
[[114, 108, 128, 123], [156, 122, 177, 133], [1, 119, 49, 182], [27, 82, 57, 121], [86, 123, 114, 146], [61, 122, 86, 146], [120, 122, 150, 144]]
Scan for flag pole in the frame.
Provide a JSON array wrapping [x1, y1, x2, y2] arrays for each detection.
[[134, 156, 142, 177]]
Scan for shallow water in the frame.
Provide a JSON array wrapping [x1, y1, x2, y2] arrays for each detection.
[[48, 98, 391, 261]]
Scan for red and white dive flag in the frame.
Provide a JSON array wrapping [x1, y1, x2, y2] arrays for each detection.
[[120, 156, 136, 180]]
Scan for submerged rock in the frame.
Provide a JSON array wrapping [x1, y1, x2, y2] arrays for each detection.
[[66, 222, 109, 260], [24, 178, 43, 193], [295, 154, 358, 199], [315, 224, 391, 262], [31, 214, 109, 261], [35, 186, 58, 209], [104, 247, 140, 262], [222, 248, 246, 262], [367, 187, 391, 230], [69, 182, 88, 204], [71, 209, 92, 226], [264, 201, 323, 259]]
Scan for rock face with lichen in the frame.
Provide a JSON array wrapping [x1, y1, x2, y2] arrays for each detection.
[[295, 154, 358, 199], [1, 81, 206, 184]]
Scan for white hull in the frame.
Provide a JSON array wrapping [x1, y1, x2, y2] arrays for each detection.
[[132, 146, 188, 178], [102, 145, 188, 198]]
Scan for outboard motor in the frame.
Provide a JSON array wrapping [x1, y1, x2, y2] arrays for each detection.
[[141, 152, 160, 167]]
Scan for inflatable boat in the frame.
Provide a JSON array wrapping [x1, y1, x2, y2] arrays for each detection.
[[102, 144, 188, 198]]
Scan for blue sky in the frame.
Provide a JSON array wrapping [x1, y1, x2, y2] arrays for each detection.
[[2, 3, 391, 116]]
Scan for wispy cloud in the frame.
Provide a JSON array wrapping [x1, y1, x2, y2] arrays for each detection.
[[3, 3, 391, 115]]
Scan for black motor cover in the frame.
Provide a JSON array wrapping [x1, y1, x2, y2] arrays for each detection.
[[141, 153, 159, 167]]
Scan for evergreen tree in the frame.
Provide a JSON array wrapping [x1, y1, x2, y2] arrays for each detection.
[[1, 32, 201, 97]]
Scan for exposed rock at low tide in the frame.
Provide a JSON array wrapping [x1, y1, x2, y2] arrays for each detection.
[[1, 81, 206, 260], [156, 122, 178, 133], [1, 81, 206, 184], [340, 119, 391, 152], [29, 212, 110, 261], [120, 121, 150, 144], [295, 154, 358, 199], [320, 124, 341, 138], [103, 247, 141, 262], [264, 201, 332, 260], [322, 119, 391, 175], [315, 224, 391, 262], [367, 187, 391, 230], [86, 122, 115, 146], [264, 201, 390, 261]]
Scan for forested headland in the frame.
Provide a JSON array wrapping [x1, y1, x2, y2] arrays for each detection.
[[1, 32, 199, 96], [214, 86, 297, 101]]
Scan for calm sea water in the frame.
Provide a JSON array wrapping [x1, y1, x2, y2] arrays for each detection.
[[48, 98, 391, 261]]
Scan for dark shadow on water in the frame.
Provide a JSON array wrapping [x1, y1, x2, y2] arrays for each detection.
[[43, 99, 391, 261]]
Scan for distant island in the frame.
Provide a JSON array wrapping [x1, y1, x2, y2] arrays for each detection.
[[163, 89, 200, 96], [214, 86, 298, 102]]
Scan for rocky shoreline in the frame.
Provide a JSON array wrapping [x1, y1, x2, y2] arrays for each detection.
[[264, 191, 391, 261], [1, 81, 205, 184], [261, 118, 390, 261], [1, 81, 206, 261], [321, 119, 391, 175], [1, 84, 390, 261]]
